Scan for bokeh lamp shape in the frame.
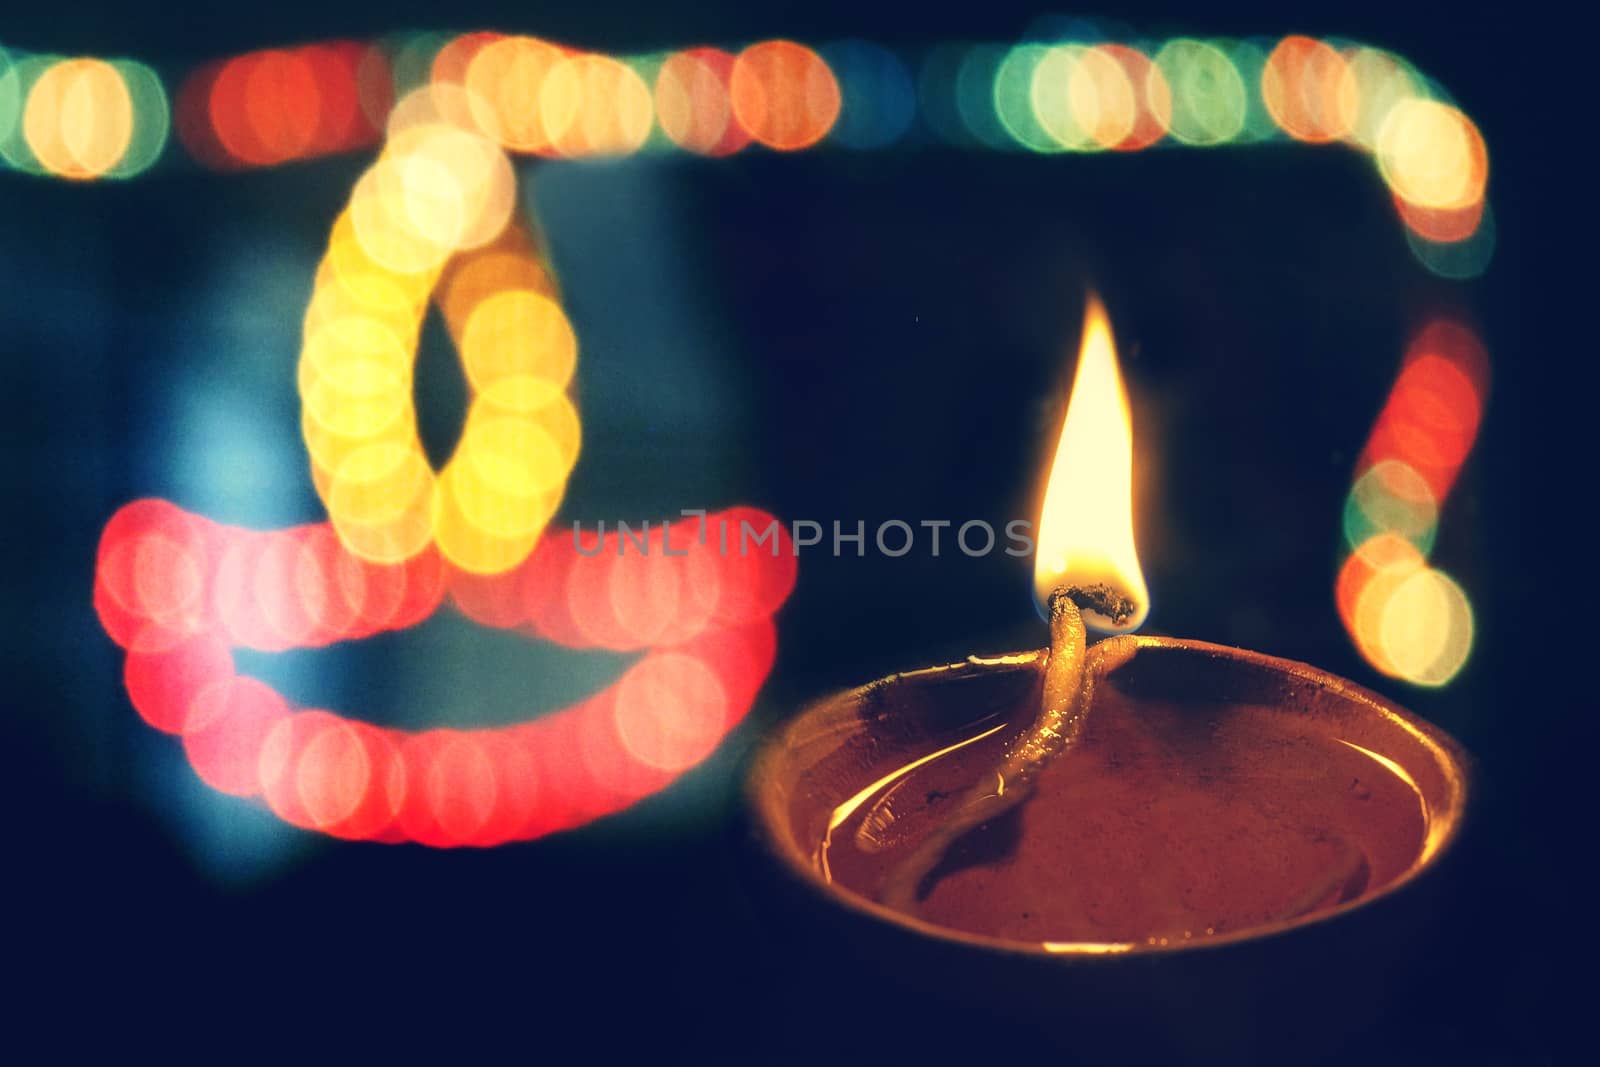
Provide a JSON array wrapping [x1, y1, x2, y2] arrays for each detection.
[[94, 85, 796, 846]]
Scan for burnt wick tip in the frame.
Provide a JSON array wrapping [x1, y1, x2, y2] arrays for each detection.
[[1052, 584, 1137, 627]]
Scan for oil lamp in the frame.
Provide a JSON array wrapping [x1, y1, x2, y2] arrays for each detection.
[[744, 297, 1472, 1061]]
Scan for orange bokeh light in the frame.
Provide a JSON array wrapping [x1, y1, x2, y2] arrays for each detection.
[[1394, 193, 1485, 244], [656, 48, 751, 156], [1358, 319, 1488, 502], [542, 52, 654, 158], [730, 40, 841, 151], [429, 30, 505, 133], [462, 35, 568, 154], [1262, 35, 1354, 143]]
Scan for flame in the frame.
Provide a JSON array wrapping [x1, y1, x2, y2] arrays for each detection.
[[1033, 295, 1148, 633]]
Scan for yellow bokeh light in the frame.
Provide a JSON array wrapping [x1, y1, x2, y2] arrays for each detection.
[[430, 464, 545, 575], [1069, 46, 1138, 150], [453, 416, 566, 537], [326, 443, 433, 527], [476, 377, 581, 470], [303, 137, 582, 575], [1377, 567, 1474, 686], [348, 114, 513, 276], [462, 415, 568, 498], [396, 122, 515, 249], [464, 36, 565, 153], [1376, 98, 1487, 211], [1030, 45, 1096, 151], [541, 53, 654, 157], [23, 57, 133, 179], [460, 289, 578, 392], [1348, 537, 1424, 676]]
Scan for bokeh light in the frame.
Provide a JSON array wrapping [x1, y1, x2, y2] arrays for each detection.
[[1377, 566, 1474, 686], [107, 60, 169, 177], [729, 40, 840, 151], [1155, 39, 1246, 146], [1405, 202, 1496, 280], [1337, 318, 1487, 685], [1, 51, 170, 179], [0, 47, 18, 150], [176, 41, 389, 169], [22, 57, 133, 179], [463, 35, 567, 154], [994, 44, 1060, 153], [1377, 98, 1487, 212], [1342, 459, 1438, 555], [1339, 47, 1426, 150], [97, 502, 795, 845], [1096, 44, 1171, 151], [1225, 39, 1280, 142], [539, 52, 654, 158], [1359, 318, 1489, 501], [955, 44, 1013, 150], [822, 40, 914, 149], [654, 47, 750, 156], [1262, 35, 1353, 143], [918, 44, 977, 147]]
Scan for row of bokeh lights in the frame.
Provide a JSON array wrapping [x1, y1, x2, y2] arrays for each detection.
[[96, 499, 796, 846], [3, 31, 1488, 276], [1337, 319, 1487, 686]]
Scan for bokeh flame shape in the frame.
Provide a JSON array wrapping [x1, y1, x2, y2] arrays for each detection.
[[93, 95, 796, 846]]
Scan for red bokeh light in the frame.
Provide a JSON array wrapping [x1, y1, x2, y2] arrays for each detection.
[[176, 42, 390, 169], [97, 501, 793, 846]]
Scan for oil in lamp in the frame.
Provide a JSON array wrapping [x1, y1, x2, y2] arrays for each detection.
[[744, 296, 1471, 1062]]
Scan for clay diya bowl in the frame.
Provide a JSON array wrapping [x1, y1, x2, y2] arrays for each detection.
[[742, 637, 1472, 1063]]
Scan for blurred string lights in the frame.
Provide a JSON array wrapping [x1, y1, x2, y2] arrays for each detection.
[[1337, 321, 1488, 686], [8, 23, 1490, 843], [1, 31, 1490, 277]]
